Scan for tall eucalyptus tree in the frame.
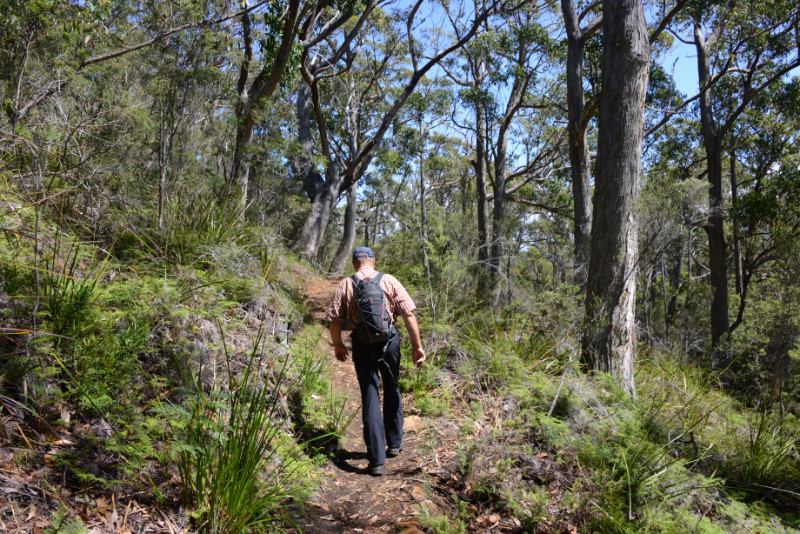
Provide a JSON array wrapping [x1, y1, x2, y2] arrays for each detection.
[[444, 3, 562, 297], [560, 0, 601, 269], [293, 0, 534, 261], [582, 0, 650, 396], [682, 0, 800, 351]]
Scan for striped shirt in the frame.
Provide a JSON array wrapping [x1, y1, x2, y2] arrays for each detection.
[[326, 266, 416, 325]]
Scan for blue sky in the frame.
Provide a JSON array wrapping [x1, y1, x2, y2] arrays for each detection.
[[662, 44, 699, 97]]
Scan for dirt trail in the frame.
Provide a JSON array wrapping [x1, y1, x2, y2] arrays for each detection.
[[292, 276, 460, 533]]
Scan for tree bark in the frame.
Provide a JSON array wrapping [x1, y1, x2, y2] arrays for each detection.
[[489, 83, 517, 286], [230, 111, 254, 212], [489, 49, 531, 300], [329, 82, 363, 274], [297, 79, 325, 202], [730, 149, 743, 296], [581, 0, 649, 397], [473, 100, 491, 268], [329, 181, 358, 274], [158, 110, 168, 231], [295, 173, 343, 259], [561, 0, 599, 272], [418, 126, 436, 322], [694, 20, 729, 350]]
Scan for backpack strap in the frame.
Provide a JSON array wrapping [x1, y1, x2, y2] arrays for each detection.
[[372, 273, 393, 326], [350, 272, 384, 285]]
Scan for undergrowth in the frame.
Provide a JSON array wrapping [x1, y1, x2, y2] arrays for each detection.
[[2, 175, 799, 534], [428, 307, 800, 533], [0, 184, 328, 532], [156, 333, 311, 533], [287, 326, 358, 456]]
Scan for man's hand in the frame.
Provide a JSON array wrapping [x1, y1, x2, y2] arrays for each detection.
[[401, 312, 426, 368], [334, 343, 349, 362], [330, 322, 349, 362], [412, 346, 426, 367]]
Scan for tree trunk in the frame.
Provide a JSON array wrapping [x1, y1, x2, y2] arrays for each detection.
[[662, 256, 670, 343], [419, 119, 428, 232], [474, 101, 490, 267], [294, 74, 344, 261], [642, 267, 651, 337], [230, 3, 300, 215], [694, 24, 729, 350], [561, 0, 594, 272], [581, 0, 649, 397], [730, 149, 743, 296], [329, 181, 358, 274], [230, 11, 256, 215], [158, 111, 168, 231], [291, 0, 503, 261], [297, 79, 325, 201], [295, 167, 343, 260], [418, 132, 436, 323], [490, 120, 509, 302], [230, 112, 254, 213]]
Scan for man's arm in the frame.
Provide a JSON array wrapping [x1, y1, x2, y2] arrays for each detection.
[[330, 321, 349, 362], [400, 312, 426, 367]]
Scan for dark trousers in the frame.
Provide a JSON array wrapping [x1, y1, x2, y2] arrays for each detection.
[[351, 330, 403, 465]]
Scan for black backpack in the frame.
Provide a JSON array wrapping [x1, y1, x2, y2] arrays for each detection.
[[351, 273, 392, 344]]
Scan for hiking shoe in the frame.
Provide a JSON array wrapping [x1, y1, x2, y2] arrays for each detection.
[[387, 443, 403, 458], [367, 462, 384, 476]]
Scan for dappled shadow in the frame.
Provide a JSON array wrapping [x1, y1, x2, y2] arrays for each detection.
[[330, 447, 369, 474]]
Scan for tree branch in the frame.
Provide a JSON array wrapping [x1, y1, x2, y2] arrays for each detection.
[[649, 0, 688, 44], [721, 56, 800, 138], [250, 0, 302, 103], [644, 91, 701, 137], [581, 14, 602, 41], [505, 194, 572, 218], [578, 1, 601, 23], [406, 0, 424, 72], [81, 0, 273, 68], [343, 0, 534, 185]]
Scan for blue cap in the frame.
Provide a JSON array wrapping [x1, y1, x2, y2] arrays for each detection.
[[353, 246, 374, 260]]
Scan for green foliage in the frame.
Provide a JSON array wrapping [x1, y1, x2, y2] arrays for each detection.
[[399, 344, 451, 416], [1, 0, 800, 530], [419, 508, 467, 534], [287, 327, 357, 450], [160, 336, 304, 533], [38, 237, 106, 341], [458, 312, 569, 391], [260, 2, 302, 94], [716, 410, 800, 509], [68, 318, 149, 415], [45, 503, 87, 534], [162, 192, 246, 266], [734, 166, 800, 238], [562, 351, 800, 532]]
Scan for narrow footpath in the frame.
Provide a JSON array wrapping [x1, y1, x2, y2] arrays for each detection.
[[291, 276, 464, 534]]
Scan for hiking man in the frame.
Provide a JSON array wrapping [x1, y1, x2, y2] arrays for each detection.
[[326, 246, 426, 476]]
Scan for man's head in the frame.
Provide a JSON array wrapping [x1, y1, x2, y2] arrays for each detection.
[[352, 246, 375, 269]]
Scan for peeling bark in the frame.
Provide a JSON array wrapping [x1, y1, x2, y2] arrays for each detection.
[[582, 0, 650, 397]]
